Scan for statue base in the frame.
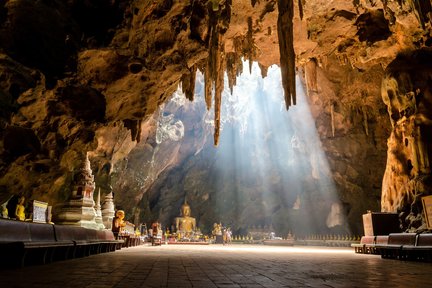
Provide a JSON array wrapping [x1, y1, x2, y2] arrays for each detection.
[[215, 235, 224, 244], [53, 200, 103, 230], [55, 219, 104, 230]]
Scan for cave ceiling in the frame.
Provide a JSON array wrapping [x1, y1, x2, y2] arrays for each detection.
[[0, 0, 432, 235]]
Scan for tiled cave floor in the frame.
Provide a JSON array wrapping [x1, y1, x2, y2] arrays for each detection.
[[1, 244, 431, 288]]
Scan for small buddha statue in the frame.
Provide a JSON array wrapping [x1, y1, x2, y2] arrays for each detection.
[[15, 196, 26, 221], [175, 200, 196, 235], [212, 223, 222, 236], [212, 223, 223, 244], [112, 210, 126, 237], [1, 205, 8, 218]]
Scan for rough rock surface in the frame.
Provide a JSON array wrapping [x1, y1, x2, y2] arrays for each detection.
[[0, 0, 431, 235]]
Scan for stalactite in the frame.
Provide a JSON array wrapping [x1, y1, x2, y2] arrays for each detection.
[[277, 0, 296, 110], [181, 65, 197, 102], [205, 0, 231, 145], [298, 0, 304, 20], [258, 63, 268, 78], [330, 104, 335, 137], [225, 36, 246, 94], [204, 70, 212, 110], [362, 106, 369, 136], [247, 17, 254, 73], [305, 58, 317, 95], [407, 0, 432, 28], [204, 1, 220, 111], [214, 34, 225, 146], [233, 37, 244, 77], [226, 53, 237, 94], [123, 119, 142, 142]]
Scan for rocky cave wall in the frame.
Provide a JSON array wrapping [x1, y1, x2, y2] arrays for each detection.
[[0, 0, 431, 235], [381, 48, 432, 232]]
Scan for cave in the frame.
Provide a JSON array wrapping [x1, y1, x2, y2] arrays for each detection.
[[1, 0, 432, 286]]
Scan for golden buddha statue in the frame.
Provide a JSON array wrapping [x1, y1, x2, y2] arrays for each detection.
[[15, 196, 26, 221], [112, 210, 126, 237], [175, 201, 196, 235]]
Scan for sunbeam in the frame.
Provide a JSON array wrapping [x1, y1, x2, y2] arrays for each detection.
[[157, 60, 349, 238]]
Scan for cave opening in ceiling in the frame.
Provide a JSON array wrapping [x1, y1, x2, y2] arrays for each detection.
[[151, 60, 349, 237]]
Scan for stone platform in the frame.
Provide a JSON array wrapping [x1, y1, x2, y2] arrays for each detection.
[[1, 244, 431, 287]]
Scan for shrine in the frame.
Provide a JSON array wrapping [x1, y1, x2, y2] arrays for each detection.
[[53, 153, 100, 230]]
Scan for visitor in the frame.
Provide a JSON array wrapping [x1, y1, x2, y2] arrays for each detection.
[[151, 221, 162, 245], [226, 228, 232, 244]]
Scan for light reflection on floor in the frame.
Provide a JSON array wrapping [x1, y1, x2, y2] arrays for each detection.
[[2, 244, 431, 288], [142, 243, 354, 254]]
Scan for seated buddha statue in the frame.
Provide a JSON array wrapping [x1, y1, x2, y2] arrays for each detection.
[[175, 201, 196, 235], [112, 210, 126, 237], [15, 196, 26, 221]]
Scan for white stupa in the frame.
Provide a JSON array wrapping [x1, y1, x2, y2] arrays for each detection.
[[94, 188, 105, 230], [53, 153, 100, 229], [101, 191, 115, 230]]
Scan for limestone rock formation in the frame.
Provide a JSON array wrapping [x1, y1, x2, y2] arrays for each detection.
[[0, 0, 431, 235], [381, 48, 432, 231]]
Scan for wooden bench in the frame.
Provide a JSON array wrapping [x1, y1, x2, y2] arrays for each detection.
[[401, 233, 432, 261], [0, 219, 74, 267], [375, 233, 417, 259], [0, 218, 123, 268], [351, 236, 375, 254], [93, 230, 124, 253], [54, 225, 123, 258], [352, 235, 389, 254], [372, 235, 389, 254]]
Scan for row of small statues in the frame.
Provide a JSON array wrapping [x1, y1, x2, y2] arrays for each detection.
[[1, 195, 26, 221], [303, 234, 361, 241]]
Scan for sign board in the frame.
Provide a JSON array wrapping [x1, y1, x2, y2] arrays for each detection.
[[422, 195, 432, 230], [362, 213, 373, 236], [362, 212, 400, 236], [33, 200, 48, 223]]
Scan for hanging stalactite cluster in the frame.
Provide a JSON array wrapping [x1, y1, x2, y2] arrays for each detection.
[[382, 0, 432, 28], [181, 65, 197, 102], [225, 38, 244, 95], [180, 0, 299, 144], [202, 0, 232, 146], [277, 0, 296, 110]]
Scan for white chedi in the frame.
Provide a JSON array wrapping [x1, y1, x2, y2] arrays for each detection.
[[102, 192, 115, 230], [94, 188, 105, 229]]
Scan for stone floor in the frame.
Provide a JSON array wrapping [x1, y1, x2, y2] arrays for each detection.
[[1, 244, 431, 288]]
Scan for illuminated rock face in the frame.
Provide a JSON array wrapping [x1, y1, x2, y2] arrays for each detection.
[[0, 1, 431, 235], [381, 49, 432, 231]]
